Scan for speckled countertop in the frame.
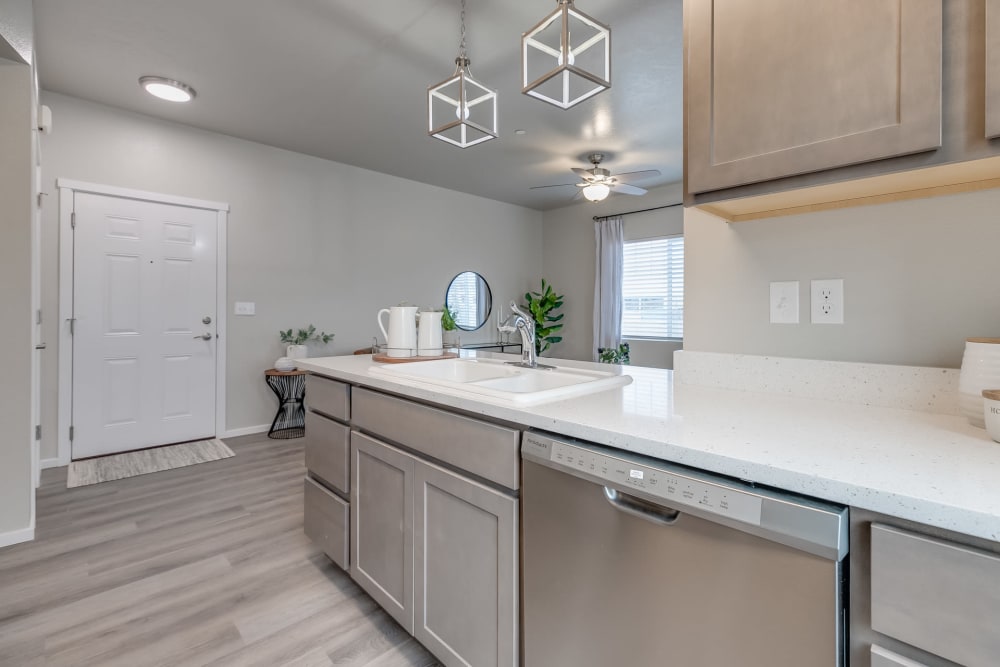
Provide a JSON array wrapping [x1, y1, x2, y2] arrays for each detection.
[[295, 351, 1000, 542]]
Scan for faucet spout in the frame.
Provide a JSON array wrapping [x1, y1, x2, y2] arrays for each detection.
[[501, 301, 552, 369]]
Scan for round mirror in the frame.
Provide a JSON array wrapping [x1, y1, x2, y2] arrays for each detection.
[[445, 271, 492, 331]]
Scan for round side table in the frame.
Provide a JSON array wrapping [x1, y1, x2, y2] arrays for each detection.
[[265, 369, 307, 439]]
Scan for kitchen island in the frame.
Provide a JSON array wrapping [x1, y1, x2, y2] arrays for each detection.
[[297, 350, 1000, 541], [296, 350, 1000, 667]]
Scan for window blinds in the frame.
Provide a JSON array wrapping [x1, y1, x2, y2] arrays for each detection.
[[621, 235, 684, 339]]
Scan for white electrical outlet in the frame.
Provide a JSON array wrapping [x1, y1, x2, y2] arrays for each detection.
[[811, 279, 844, 324], [769, 281, 799, 324], [234, 302, 256, 316]]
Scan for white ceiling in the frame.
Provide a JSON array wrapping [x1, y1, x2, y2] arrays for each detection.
[[33, 0, 682, 211]]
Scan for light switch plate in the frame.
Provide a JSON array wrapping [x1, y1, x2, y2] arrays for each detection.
[[769, 281, 799, 324], [234, 301, 255, 316], [811, 279, 844, 324]]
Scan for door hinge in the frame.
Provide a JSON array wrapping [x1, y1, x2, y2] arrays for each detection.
[[68, 318, 75, 335], [35, 425, 41, 441], [69, 425, 74, 441], [36, 309, 42, 325], [71, 211, 76, 229]]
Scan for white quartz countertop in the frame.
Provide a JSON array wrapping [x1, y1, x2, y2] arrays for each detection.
[[295, 352, 1000, 542]]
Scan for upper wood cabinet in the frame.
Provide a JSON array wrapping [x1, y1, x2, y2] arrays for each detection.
[[988, 0, 1000, 138], [686, 0, 943, 195]]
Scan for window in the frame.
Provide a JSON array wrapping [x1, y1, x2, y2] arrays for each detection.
[[621, 235, 684, 339]]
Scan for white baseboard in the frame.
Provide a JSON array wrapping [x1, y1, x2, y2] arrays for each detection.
[[41, 456, 67, 470], [222, 424, 270, 439], [0, 523, 35, 549]]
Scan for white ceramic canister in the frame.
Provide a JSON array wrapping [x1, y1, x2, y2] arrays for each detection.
[[984, 389, 1000, 443], [417, 310, 444, 356], [958, 338, 1000, 428]]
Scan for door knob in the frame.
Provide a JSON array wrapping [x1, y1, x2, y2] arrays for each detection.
[[194, 333, 213, 341]]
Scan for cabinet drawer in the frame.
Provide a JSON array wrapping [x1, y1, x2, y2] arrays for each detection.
[[352, 387, 521, 490], [306, 374, 350, 421], [871, 524, 1000, 666], [303, 476, 349, 570], [304, 410, 350, 494], [870, 646, 928, 667]]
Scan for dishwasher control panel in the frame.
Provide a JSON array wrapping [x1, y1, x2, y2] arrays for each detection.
[[533, 436, 763, 526]]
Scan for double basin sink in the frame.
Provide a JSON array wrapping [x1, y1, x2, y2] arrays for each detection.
[[368, 357, 632, 405]]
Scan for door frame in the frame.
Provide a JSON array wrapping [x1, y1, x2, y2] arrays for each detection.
[[56, 179, 230, 465]]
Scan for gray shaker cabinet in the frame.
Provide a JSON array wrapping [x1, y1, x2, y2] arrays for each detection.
[[685, 0, 943, 195], [988, 0, 1000, 138], [414, 460, 518, 667], [351, 431, 415, 633]]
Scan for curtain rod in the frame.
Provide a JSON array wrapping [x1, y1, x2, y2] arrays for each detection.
[[592, 202, 683, 221]]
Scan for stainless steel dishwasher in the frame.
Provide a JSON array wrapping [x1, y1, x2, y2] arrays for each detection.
[[521, 431, 849, 667]]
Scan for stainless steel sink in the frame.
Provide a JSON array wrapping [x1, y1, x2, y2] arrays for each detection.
[[368, 357, 632, 405]]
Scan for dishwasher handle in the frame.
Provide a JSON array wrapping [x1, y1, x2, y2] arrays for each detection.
[[603, 487, 680, 527]]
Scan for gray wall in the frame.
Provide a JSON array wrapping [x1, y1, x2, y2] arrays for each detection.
[[0, 59, 34, 538], [39, 92, 542, 459], [684, 189, 1000, 368], [541, 183, 684, 368]]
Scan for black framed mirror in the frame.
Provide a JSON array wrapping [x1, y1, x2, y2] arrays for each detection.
[[445, 271, 492, 331]]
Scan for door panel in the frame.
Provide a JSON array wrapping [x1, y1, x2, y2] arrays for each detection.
[[686, 0, 943, 193], [72, 192, 217, 459], [988, 0, 1000, 138], [350, 432, 414, 633], [414, 460, 518, 667]]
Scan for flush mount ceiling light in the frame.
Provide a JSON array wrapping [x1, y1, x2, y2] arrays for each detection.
[[581, 182, 611, 202], [428, 0, 498, 148], [139, 76, 196, 103], [522, 0, 611, 110]]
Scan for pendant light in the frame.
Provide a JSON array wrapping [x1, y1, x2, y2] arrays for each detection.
[[428, 0, 498, 148], [522, 0, 611, 109]]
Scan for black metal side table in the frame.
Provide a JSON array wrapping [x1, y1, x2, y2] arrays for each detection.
[[265, 369, 307, 439]]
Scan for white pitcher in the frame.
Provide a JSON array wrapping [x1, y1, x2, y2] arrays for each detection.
[[377, 305, 418, 357], [418, 310, 444, 356]]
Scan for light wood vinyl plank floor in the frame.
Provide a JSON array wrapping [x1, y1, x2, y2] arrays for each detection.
[[0, 434, 440, 667]]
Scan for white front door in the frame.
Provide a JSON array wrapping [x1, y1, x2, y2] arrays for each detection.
[[71, 192, 218, 459]]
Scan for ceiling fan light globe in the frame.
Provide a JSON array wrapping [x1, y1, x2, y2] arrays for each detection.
[[582, 183, 610, 202]]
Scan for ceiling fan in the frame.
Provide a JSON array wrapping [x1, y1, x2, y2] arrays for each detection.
[[531, 153, 661, 202]]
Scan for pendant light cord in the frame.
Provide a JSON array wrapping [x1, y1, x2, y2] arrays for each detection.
[[459, 0, 467, 60]]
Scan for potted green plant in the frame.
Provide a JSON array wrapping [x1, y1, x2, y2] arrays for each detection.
[[523, 279, 564, 356], [440, 305, 459, 348], [598, 342, 631, 365], [279, 325, 334, 359]]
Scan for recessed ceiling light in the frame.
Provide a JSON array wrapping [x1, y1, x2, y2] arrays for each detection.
[[514, 129, 527, 135], [139, 76, 196, 103]]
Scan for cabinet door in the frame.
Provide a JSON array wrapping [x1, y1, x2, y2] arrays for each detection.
[[413, 460, 518, 667], [988, 0, 1000, 138], [686, 0, 943, 194], [351, 432, 414, 633]]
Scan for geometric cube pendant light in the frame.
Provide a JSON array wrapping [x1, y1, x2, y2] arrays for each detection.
[[428, 0, 498, 148], [522, 0, 611, 109]]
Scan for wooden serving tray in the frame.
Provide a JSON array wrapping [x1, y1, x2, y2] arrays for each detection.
[[372, 352, 458, 364]]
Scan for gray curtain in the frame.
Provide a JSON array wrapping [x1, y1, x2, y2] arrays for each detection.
[[593, 216, 624, 360]]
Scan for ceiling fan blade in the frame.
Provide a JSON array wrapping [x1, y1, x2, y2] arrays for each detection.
[[611, 183, 648, 196], [571, 168, 598, 182], [610, 169, 662, 184], [530, 183, 579, 190]]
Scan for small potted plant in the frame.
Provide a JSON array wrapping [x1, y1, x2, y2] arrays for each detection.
[[440, 305, 459, 348], [597, 342, 631, 365], [279, 325, 334, 359]]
